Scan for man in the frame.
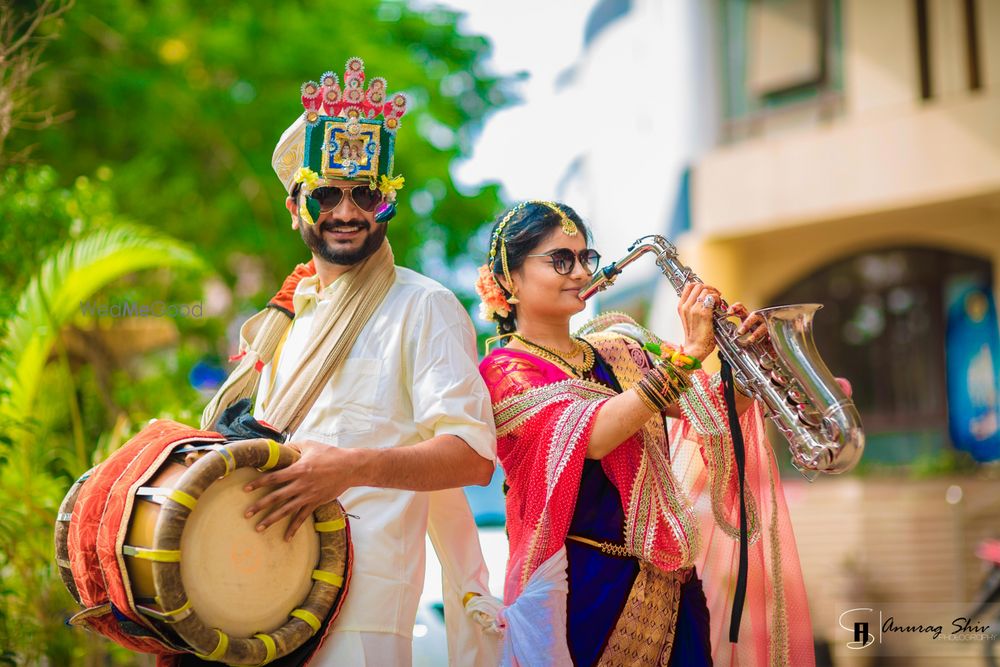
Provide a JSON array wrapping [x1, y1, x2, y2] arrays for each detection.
[[215, 58, 499, 665]]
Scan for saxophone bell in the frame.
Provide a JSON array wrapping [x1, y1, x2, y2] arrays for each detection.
[[757, 304, 865, 474]]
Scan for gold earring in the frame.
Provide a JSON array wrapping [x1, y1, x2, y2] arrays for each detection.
[[501, 240, 519, 304]]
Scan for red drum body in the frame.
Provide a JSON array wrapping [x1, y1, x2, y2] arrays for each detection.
[[54, 419, 351, 665]]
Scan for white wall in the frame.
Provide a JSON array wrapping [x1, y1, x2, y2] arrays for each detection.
[[556, 0, 722, 341]]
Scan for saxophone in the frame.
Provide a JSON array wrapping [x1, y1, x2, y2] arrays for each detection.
[[578, 235, 865, 477]]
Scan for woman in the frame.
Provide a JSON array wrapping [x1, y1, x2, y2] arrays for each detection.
[[475, 201, 816, 666]]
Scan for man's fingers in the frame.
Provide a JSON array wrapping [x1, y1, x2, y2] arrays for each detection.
[[285, 505, 314, 542], [254, 493, 301, 532], [245, 483, 293, 519], [244, 466, 294, 492]]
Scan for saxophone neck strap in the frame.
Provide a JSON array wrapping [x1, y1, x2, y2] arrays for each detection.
[[721, 358, 749, 644]]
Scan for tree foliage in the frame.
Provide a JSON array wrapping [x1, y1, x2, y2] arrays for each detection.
[[0, 0, 73, 163], [2, 220, 204, 419], [14, 0, 510, 291], [0, 167, 202, 664]]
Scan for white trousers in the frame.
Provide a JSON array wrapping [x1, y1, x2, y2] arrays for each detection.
[[310, 630, 412, 666]]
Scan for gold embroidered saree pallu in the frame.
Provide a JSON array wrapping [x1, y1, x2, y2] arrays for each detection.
[[597, 563, 692, 667]]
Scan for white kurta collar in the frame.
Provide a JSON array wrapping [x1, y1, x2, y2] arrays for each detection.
[[291, 272, 343, 313]]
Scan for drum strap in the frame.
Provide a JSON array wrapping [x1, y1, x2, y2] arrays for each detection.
[[254, 633, 277, 664], [291, 608, 322, 633], [262, 240, 396, 435], [312, 569, 344, 587]]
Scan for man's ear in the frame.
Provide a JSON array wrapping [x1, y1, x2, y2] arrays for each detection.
[[286, 195, 299, 230]]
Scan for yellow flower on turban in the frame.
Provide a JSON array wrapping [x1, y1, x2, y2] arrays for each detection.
[[293, 167, 321, 192], [378, 174, 405, 201]]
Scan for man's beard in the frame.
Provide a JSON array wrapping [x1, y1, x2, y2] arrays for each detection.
[[299, 217, 387, 266]]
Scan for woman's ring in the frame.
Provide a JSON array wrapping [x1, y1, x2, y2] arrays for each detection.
[[701, 294, 716, 309]]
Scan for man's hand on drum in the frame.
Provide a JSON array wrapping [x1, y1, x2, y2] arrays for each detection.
[[243, 440, 356, 541]]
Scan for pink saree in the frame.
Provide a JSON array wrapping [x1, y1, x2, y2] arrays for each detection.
[[479, 322, 815, 666]]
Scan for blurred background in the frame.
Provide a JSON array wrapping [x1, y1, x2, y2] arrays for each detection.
[[1, 0, 998, 665]]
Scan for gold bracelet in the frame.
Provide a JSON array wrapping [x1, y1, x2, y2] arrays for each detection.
[[649, 365, 683, 400], [636, 368, 673, 412], [633, 385, 664, 413]]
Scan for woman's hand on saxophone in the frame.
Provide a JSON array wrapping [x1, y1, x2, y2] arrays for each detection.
[[678, 282, 722, 361], [727, 301, 770, 347]]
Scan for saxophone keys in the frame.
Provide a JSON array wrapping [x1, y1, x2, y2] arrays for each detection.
[[796, 404, 823, 428], [786, 384, 806, 404], [822, 417, 842, 443]]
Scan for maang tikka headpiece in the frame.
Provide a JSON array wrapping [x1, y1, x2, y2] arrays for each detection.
[[474, 201, 578, 323]]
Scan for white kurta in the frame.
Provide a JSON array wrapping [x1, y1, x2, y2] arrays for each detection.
[[253, 267, 498, 663]]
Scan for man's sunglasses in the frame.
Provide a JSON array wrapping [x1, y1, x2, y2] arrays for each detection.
[[525, 248, 601, 275], [306, 185, 383, 213]]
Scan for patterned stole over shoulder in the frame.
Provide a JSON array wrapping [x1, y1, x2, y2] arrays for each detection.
[[201, 241, 396, 435]]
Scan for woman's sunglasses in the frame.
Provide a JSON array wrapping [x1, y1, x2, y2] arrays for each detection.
[[307, 185, 383, 213], [525, 248, 601, 275]]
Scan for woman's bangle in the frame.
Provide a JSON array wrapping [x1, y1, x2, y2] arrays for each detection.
[[653, 359, 692, 395], [635, 362, 691, 413], [634, 383, 666, 413]]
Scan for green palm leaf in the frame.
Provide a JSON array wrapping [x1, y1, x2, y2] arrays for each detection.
[[0, 223, 205, 420]]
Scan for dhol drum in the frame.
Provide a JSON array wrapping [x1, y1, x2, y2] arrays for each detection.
[[55, 423, 350, 665]]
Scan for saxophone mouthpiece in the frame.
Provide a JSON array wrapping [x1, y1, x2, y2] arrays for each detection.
[[579, 264, 621, 301]]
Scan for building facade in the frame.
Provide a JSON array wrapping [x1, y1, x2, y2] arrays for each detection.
[[691, 0, 1000, 466]]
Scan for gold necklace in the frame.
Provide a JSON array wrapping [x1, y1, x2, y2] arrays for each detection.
[[512, 334, 595, 377]]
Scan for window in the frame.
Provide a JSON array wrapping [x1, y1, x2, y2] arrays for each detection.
[[914, 0, 983, 101], [719, 0, 844, 139]]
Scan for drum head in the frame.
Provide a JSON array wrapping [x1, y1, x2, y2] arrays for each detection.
[[180, 467, 319, 636]]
